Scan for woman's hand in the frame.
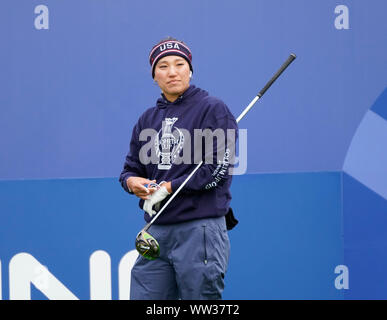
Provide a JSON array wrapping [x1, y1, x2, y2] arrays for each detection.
[[126, 177, 157, 200]]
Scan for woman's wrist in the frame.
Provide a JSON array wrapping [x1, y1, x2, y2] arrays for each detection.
[[163, 181, 172, 193]]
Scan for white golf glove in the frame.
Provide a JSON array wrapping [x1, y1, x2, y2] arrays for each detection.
[[143, 184, 170, 217]]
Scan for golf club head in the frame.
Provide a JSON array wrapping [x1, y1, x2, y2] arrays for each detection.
[[135, 230, 160, 260]]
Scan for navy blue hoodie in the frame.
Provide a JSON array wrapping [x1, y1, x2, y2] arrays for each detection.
[[119, 85, 238, 224]]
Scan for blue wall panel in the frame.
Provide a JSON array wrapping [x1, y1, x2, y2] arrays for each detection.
[[226, 172, 343, 299], [0, 178, 141, 299], [1, 1, 387, 179], [0, 173, 343, 299], [343, 173, 387, 300]]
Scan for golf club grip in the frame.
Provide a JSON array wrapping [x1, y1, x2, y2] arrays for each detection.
[[235, 53, 296, 123], [258, 53, 296, 98]]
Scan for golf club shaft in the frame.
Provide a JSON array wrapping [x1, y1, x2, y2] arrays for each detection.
[[143, 53, 297, 232]]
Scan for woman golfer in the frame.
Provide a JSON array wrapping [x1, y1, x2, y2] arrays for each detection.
[[119, 37, 238, 300]]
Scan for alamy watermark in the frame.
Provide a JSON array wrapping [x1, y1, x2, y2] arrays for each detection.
[[334, 265, 349, 290], [334, 5, 349, 30], [137, 120, 247, 175], [34, 5, 49, 30]]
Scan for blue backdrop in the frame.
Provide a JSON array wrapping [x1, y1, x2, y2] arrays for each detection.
[[1, 0, 386, 299]]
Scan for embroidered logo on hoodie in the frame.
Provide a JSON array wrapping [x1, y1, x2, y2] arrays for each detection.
[[155, 117, 185, 170]]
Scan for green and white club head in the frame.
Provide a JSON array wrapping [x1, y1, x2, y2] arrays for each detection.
[[135, 230, 160, 260]]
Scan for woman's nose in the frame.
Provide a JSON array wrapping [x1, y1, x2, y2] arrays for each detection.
[[168, 66, 177, 75]]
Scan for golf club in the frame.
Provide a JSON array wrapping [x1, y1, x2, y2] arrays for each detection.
[[136, 53, 297, 260]]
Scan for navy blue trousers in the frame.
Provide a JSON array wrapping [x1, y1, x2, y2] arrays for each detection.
[[130, 216, 230, 300]]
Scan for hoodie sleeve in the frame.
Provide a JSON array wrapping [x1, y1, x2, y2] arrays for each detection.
[[119, 121, 147, 194], [170, 101, 238, 193]]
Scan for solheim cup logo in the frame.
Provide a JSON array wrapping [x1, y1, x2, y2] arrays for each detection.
[[155, 118, 184, 170]]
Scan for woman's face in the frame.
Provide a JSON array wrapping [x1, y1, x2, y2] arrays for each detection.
[[153, 55, 191, 102]]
